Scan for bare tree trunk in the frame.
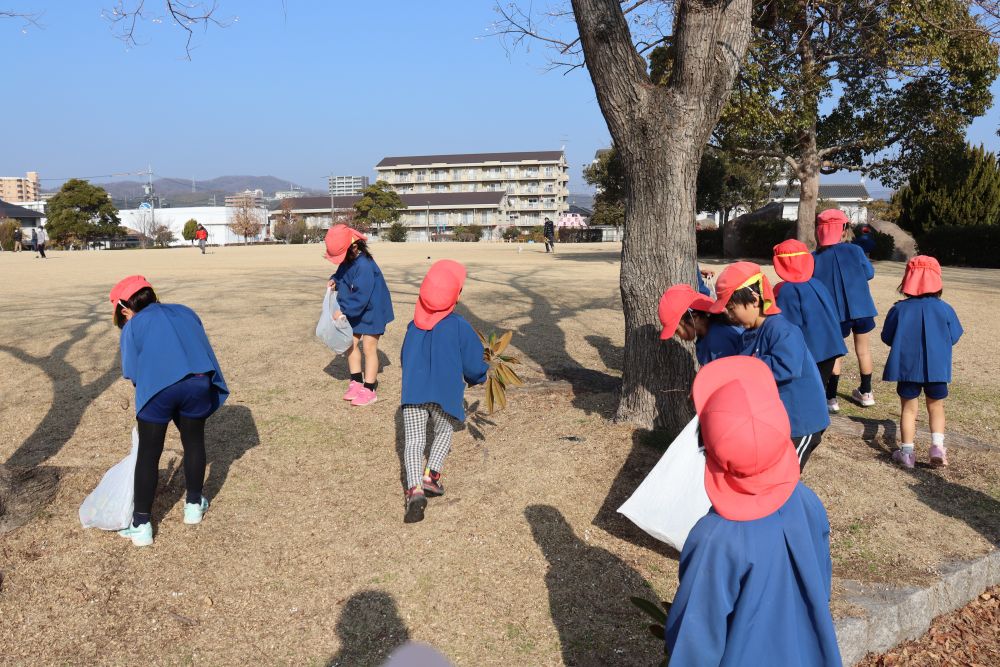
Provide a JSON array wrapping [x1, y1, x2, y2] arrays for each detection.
[[796, 127, 821, 247], [572, 0, 752, 433]]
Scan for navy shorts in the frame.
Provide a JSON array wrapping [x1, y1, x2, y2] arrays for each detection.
[[896, 381, 949, 400], [840, 316, 876, 338], [137, 374, 220, 424]]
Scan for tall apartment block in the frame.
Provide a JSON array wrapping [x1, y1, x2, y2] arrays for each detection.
[[374, 151, 569, 228], [0, 171, 40, 203], [328, 175, 370, 197]]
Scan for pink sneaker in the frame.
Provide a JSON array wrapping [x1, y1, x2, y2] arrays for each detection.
[[351, 387, 378, 406], [929, 445, 948, 467], [342, 380, 362, 401], [892, 448, 915, 469]]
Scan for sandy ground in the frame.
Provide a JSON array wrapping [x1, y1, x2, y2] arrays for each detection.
[[0, 242, 997, 666]]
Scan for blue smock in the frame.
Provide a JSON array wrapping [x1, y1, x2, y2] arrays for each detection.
[[695, 322, 743, 366], [120, 303, 229, 417], [741, 314, 830, 437], [696, 270, 712, 297], [400, 313, 489, 422], [665, 483, 842, 667], [881, 296, 963, 383], [332, 254, 394, 335], [775, 279, 848, 363], [812, 244, 877, 322]]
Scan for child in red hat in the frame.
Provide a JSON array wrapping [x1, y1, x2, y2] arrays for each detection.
[[881, 256, 963, 468], [772, 239, 848, 405], [711, 262, 829, 468], [658, 284, 743, 365], [812, 209, 879, 408], [324, 224, 395, 406], [399, 260, 489, 523], [109, 276, 229, 547], [664, 356, 841, 666]]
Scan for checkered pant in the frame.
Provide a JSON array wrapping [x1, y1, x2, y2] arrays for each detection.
[[402, 403, 455, 489]]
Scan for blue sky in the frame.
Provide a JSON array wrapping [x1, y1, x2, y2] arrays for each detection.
[[1, 2, 998, 195]]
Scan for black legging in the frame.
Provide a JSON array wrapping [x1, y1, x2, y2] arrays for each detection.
[[817, 357, 839, 396], [134, 416, 206, 515], [795, 430, 824, 471]]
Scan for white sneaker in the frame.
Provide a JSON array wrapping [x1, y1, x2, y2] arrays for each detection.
[[184, 496, 209, 525], [118, 521, 154, 547], [852, 388, 875, 407], [827, 398, 840, 414]]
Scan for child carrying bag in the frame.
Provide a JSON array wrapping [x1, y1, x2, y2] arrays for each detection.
[[617, 416, 711, 551], [316, 287, 354, 354], [79, 428, 139, 531]]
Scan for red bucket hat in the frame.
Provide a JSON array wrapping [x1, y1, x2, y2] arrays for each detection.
[[323, 224, 367, 265], [658, 284, 715, 340], [709, 262, 781, 315], [109, 275, 153, 306], [414, 260, 467, 330], [694, 356, 799, 521], [816, 209, 848, 246], [772, 239, 815, 283], [901, 255, 943, 296]]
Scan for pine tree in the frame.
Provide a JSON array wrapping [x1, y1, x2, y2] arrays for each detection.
[[896, 143, 1000, 237]]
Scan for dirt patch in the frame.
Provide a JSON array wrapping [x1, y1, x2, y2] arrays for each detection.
[[0, 465, 61, 536]]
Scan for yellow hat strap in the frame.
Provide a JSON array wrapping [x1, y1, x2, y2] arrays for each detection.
[[736, 272, 773, 312], [775, 251, 810, 258]]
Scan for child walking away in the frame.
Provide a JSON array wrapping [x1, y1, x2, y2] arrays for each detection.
[[664, 356, 842, 666], [399, 260, 488, 523], [772, 239, 848, 399], [110, 276, 229, 547], [658, 284, 743, 365], [324, 224, 394, 406], [711, 262, 830, 469], [881, 256, 962, 468], [812, 209, 879, 409]]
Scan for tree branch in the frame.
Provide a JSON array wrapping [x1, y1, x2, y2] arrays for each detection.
[[102, 0, 231, 59], [0, 8, 43, 30]]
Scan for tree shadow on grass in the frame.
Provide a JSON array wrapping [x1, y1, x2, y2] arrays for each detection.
[[154, 404, 261, 524], [326, 590, 410, 667], [0, 303, 120, 470], [526, 504, 663, 666], [856, 421, 1000, 547], [591, 427, 684, 561]]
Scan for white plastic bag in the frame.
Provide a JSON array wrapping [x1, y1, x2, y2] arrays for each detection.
[[79, 427, 139, 530], [617, 416, 711, 551], [316, 287, 354, 355]]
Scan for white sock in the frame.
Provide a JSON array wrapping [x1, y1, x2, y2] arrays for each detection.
[[901, 443, 915, 453], [931, 432, 945, 447]]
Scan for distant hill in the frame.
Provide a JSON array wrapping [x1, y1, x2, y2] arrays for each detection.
[[568, 193, 594, 210], [59, 175, 317, 208]]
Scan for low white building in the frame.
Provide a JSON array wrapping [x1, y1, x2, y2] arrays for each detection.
[[117, 205, 270, 246], [769, 183, 872, 224]]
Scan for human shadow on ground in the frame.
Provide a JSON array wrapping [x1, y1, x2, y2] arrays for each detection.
[[526, 505, 664, 666], [857, 423, 1000, 546], [585, 334, 623, 373], [0, 302, 120, 470], [326, 590, 410, 667], [153, 404, 261, 524], [591, 427, 684, 561], [322, 350, 393, 381]]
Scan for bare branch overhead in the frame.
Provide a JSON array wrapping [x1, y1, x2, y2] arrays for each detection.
[[102, 0, 232, 59]]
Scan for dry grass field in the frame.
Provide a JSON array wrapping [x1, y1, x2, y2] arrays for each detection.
[[0, 242, 997, 666]]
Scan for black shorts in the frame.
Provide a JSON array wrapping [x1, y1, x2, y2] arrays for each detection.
[[840, 317, 876, 338], [896, 382, 948, 400]]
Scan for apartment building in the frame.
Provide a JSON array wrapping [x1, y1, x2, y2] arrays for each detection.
[[0, 171, 40, 203], [374, 151, 569, 228], [328, 175, 370, 197], [225, 189, 266, 208], [274, 192, 508, 242]]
